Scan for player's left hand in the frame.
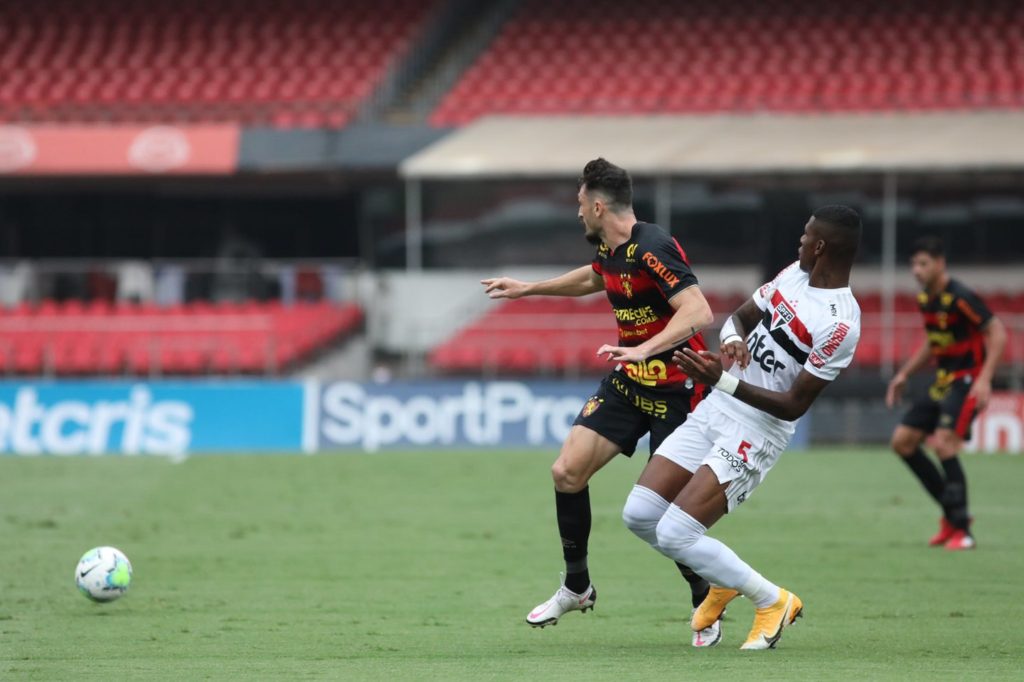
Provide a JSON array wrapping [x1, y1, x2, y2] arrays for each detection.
[[968, 377, 992, 412], [597, 344, 647, 364], [673, 348, 722, 385]]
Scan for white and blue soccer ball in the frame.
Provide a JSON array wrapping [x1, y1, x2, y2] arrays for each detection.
[[75, 546, 132, 603]]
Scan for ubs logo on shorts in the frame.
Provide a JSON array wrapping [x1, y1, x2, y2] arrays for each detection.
[[581, 397, 603, 417]]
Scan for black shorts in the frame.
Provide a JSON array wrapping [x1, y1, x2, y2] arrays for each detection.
[[573, 371, 705, 457], [900, 375, 980, 440]]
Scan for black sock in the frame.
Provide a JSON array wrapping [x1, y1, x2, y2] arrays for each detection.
[[675, 563, 710, 608], [901, 448, 945, 507], [555, 487, 591, 593], [940, 457, 970, 530]]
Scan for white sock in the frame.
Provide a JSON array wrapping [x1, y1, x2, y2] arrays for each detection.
[[655, 505, 780, 607], [622, 485, 669, 548], [741, 570, 781, 609]]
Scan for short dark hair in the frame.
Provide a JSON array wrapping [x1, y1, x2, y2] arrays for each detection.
[[812, 204, 862, 260], [911, 236, 945, 259], [579, 158, 632, 210]]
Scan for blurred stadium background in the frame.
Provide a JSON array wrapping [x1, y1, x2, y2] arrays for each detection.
[[0, 0, 1020, 455]]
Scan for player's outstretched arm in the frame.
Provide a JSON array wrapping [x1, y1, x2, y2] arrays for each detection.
[[674, 348, 831, 421], [598, 285, 713, 363], [885, 342, 931, 408], [481, 265, 604, 299]]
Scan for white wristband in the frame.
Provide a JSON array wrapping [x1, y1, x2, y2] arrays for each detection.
[[722, 334, 743, 346], [714, 372, 740, 395]]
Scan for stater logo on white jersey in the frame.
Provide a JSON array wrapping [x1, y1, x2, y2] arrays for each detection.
[[710, 261, 862, 448]]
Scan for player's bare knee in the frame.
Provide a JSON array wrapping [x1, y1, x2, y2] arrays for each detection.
[[551, 460, 587, 492], [933, 432, 962, 459], [890, 430, 920, 457]]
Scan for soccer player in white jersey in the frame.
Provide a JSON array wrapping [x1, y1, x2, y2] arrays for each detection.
[[620, 205, 862, 650]]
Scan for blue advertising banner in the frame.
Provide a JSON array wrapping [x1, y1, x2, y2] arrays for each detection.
[[0, 382, 304, 456], [313, 380, 593, 452], [310, 380, 811, 453], [0, 379, 814, 455]]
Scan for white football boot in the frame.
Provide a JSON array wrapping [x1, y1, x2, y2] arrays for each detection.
[[691, 608, 723, 648], [526, 580, 597, 628]]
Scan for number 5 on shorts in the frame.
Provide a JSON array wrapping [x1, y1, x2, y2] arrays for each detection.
[[738, 440, 752, 462]]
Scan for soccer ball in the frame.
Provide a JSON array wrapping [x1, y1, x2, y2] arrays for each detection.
[[75, 546, 132, 603]]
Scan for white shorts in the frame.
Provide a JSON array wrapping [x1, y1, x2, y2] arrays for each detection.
[[655, 400, 785, 513]]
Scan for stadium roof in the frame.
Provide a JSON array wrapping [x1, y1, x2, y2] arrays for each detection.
[[400, 112, 1024, 179]]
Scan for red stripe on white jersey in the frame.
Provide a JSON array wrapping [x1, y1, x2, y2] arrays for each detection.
[[769, 289, 813, 347]]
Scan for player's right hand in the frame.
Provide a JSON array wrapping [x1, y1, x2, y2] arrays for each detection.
[[720, 339, 750, 370], [885, 373, 907, 408], [481, 277, 529, 299]]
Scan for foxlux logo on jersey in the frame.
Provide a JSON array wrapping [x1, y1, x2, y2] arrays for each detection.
[[642, 252, 680, 288], [809, 322, 852, 369], [318, 381, 585, 451], [0, 387, 192, 455]]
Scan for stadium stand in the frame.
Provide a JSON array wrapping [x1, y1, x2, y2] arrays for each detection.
[[430, 291, 1024, 375], [0, 300, 363, 376], [429, 292, 749, 375], [432, 0, 1024, 125], [0, 0, 434, 127]]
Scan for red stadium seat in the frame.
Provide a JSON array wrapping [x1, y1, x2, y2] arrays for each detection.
[[0, 299, 362, 377], [428, 296, 620, 375], [0, 0, 436, 128], [431, 0, 1024, 125]]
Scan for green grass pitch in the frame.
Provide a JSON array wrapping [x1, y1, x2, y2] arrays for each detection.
[[1, 448, 1022, 680]]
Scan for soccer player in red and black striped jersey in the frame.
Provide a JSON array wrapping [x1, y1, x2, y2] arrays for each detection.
[[886, 237, 1006, 550], [482, 158, 718, 643]]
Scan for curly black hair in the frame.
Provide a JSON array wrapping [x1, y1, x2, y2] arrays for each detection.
[[579, 158, 632, 210]]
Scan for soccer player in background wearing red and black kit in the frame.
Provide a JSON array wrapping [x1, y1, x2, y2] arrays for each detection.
[[886, 237, 1006, 550], [482, 158, 720, 646]]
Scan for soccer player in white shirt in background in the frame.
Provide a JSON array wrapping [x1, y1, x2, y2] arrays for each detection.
[[620, 205, 862, 650]]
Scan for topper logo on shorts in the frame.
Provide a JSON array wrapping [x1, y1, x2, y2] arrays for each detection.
[[716, 447, 747, 472], [642, 252, 679, 288]]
